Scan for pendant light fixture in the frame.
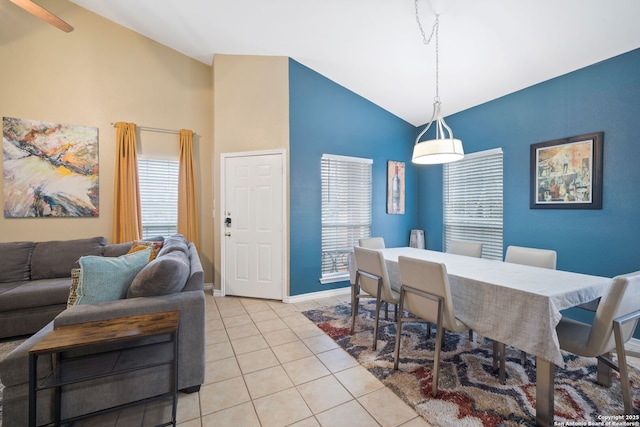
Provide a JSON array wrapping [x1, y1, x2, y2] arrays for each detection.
[[412, 1, 463, 165]]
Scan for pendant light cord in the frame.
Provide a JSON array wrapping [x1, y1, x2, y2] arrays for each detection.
[[415, 0, 440, 100]]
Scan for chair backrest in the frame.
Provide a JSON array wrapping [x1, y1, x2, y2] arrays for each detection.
[[398, 256, 459, 330], [505, 245, 557, 269], [587, 271, 640, 356], [353, 246, 394, 302], [447, 240, 483, 258], [359, 237, 386, 249]]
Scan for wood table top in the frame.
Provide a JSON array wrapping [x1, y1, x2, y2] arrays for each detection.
[[30, 311, 180, 354]]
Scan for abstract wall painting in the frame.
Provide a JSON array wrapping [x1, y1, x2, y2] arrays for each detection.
[[3, 117, 99, 217]]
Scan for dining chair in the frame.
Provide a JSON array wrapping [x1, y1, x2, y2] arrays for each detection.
[[446, 239, 483, 258], [557, 270, 640, 414], [393, 256, 470, 397], [446, 239, 482, 342], [359, 237, 386, 249], [352, 246, 400, 350], [494, 245, 557, 383], [355, 237, 396, 320]]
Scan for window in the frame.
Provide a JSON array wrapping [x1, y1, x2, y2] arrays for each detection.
[[443, 148, 503, 260], [320, 154, 372, 283], [138, 158, 179, 239]]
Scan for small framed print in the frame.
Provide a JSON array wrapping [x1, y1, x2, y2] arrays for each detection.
[[530, 132, 603, 209], [387, 161, 405, 214]]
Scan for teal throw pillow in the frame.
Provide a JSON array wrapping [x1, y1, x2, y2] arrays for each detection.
[[75, 248, 151, 305]]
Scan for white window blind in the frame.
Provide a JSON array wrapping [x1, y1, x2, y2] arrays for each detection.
[[321, 154, 372, 283], [138, 158, 179, 239], [444, 148, 503, 260]]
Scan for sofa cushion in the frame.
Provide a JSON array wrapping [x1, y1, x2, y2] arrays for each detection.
[[102, 242, 132, 258], [0, 278, 72, 312], [75, 248, 151, 305], [157, 234, 188, 257], [0, 241, 35, 283], [127, 251, 190, 298], [31, 237, 107, 280]]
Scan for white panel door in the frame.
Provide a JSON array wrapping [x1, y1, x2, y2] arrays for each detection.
[[223, 153, 284, 300]]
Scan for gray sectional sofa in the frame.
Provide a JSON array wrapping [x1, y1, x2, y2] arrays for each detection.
[[0, 236, 113, 339], [0, 234, 206, 426]]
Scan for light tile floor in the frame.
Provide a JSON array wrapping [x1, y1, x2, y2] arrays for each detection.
[[176, 292, 431, 427], [177, 293, 640, 427]]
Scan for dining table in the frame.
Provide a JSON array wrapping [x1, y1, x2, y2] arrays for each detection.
[[375, 247, 613, 427]]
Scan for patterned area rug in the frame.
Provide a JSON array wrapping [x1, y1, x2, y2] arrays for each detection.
[[303, 301, 640, 427], [0, 338, 26, 427]]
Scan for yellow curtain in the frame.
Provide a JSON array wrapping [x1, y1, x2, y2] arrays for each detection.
[[112, 122, 142, 243], [178, 129, 200, 248]]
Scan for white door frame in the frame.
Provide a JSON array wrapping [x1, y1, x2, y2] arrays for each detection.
[[220, 149, 287, 299]]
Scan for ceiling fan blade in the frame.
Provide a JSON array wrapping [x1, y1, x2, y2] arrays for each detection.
[[10, 0, 74, 33]]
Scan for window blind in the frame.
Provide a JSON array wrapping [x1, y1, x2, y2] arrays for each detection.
[[138, 158, 179, 239], [321, 154, 372, 282], [443, 148, 503, 260]]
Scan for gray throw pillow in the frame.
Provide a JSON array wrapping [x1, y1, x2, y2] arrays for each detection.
[[0, 241, 36, 283], [157, 234, 188, 257], [127, 251, 190, 298]]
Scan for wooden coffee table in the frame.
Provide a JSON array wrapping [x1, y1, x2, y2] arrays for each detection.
[[29, 311, 180, 427]]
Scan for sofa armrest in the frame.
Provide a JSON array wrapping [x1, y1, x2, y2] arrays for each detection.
[[54, 290, 206, 389], [0, 321, 55, 387]]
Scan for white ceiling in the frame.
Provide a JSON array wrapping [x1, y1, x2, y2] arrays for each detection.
[[67, 0, 640, 126]]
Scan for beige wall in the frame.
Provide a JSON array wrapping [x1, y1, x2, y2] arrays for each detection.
[[0, 1, 215, 282], [212, 55, 290, 291]]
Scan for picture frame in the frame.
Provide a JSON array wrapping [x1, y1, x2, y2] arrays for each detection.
[[530, 132, 603, 209], [387, 160, 405, 214]]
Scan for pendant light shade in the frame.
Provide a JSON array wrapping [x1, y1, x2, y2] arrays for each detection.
[[411, 6, 463, 165], [412, 99, 464, 165]]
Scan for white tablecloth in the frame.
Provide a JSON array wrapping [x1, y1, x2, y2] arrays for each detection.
[[379, 247, 612, 365]]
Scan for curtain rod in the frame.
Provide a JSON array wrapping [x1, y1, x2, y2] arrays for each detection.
[[110, 123, 198, 136]]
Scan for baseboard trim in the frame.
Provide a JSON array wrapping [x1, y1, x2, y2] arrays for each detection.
[[283, 287, 351, 304]]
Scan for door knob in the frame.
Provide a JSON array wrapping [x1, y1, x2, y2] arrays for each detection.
[[225, 232, 231, 237]]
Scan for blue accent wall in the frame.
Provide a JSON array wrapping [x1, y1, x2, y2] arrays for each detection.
[[417, 48, 640, 336], [289, 59, 417, 296]]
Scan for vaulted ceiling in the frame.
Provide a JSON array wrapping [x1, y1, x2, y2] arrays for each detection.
[[67, 0, 640, 126]]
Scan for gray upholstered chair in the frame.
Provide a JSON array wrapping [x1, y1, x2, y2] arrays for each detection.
[[354, 237, 394, 319], [494, 245, 557, 383], [446, 239, 482, 342], [393, 256, 469, 397], [504, 245, 556, 269], [359, 237, 386, 249], [352, 246, 399, 350], [557, 271, 640, 414], [447, 239, 483, 258]]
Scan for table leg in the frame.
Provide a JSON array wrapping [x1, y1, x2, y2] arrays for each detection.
[[596, 352, 612, 387], [536, 357, 555, 427]]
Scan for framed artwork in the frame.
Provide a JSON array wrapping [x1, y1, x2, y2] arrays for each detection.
[[530, 132, 603, 209], [3, 117, 99, 217], [387, 160, 405, 214]]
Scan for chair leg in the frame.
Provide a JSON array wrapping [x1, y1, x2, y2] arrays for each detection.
[[372, 296, 382, 351], [468, 329, 474, 343], [393, 292, 405, 370], [613, 321, 633, 414], [521, 350, 527, 365], [492, 341, 499, 371], [350, 284, 358, 334], [385, 301, 389, 320], [432, 322, 443, 397]]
